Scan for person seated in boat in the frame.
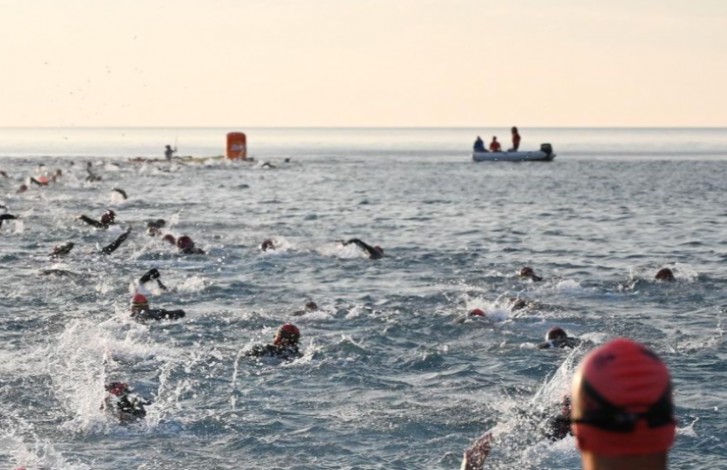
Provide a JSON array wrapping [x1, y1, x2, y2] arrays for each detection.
[[509, 126, 521, 151], [164, 144, 177, 160], [341, 238, 384, 259], [518, 266, 543, 282], [538, 327, 581, 349], [176, 235, 205, 255], [655, 267, 675, 282], [247, 323, 302, 360], [103, 382, 151, 424], [489, 136, 502, 152], [130, 293, 185, 322], [76, 209, 116, 229], [473, 136, 486, 152]]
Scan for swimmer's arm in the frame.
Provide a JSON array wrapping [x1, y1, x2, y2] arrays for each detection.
[[461, 432, 493, 470], [343, 238, 377, 257], [101, 228, 131, 255], [77, 215, 105, 229]]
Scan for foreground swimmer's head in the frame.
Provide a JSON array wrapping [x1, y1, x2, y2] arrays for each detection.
[[106, 382, 130, 397], [469, 308, 486, 317], [571, 338, 675, 462], [261, 239, 275, 251], [176, 235, 195, 251], [101, 209, 116, 225], [654, 268, 675, 282], [131, 293, 149, 315], [273, 324, 301, 347]]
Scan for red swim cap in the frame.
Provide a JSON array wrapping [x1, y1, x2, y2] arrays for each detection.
[[469, 308, 486, 317], [101, 209, 116, 225], [105, 381, 129, 397], [131, 293, 149, 308], [177, 235, 194, 250], [274, 324, 301, 345], [571, 338, 675, 456]]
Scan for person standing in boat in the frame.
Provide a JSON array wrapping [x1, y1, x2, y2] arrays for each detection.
[[489, 136, 502, 152], [473, 136, 486, 152], [509, 126, 521, 151], [164, 144, 177, 160]]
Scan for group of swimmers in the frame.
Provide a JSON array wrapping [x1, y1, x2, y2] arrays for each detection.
[[473, 126, 521, 153]]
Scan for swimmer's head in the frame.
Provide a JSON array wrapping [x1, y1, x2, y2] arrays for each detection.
[[162, 234, 176, 245], [520, 267, 535, 278], [305, 300, 319, 312], [131, 293, 149, 315], [106, 382, 130, 397], [261, 239, 275, 251], [176, 236, 194, 251], [373, 246, 384, 256], [17, 184, 28, 193], [571, 338, 675, 457], [273, 323, 301, 347], [469, 308, 486, 317], [545, 327, 568, 342], [655, 268, 675, 282], [101, 210, 115, 225]]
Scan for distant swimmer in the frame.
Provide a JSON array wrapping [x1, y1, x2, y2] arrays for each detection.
[[50, 242, 75, 258], [473, 136, 486, 152], [146, 219, 166, 236], [489, 136, 502, 152], [260, 161, 276, 169], [341, 238, 384, 260], [111, 188, 128, 200], [103, 382, 150, 424], [101, 228, 132, 255], [293, 300, 320, 316], [0, 213, 18, 229], [469, 308, 486, 317], [518, 266, 543, 282], [164, 144, 177, 160], [538, 327, 581, 349], [176, 235, 205, 254], [260, 239, 277, 252], [543, 395, 573, 441], [86, 162, 102, 182], [509, 126, 521, 152], [29, 176, 50, 186], [138, 268, 168, 291], [655, 267, 675, 282], [77, 209, 116, 229], [130, 293, 185, 322], [0, 169, 8, 178], [161, 234, 176, 245], [247, 324, 302, 360]]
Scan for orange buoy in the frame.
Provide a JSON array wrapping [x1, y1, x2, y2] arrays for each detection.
[[226, 132, 247, 160]]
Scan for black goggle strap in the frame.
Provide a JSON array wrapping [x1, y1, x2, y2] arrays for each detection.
[[573, 379, 674, 432]]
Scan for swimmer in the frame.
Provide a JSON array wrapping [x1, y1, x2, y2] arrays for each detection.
[[103, 382, 150, 424], [164, 144, 177, 160], [341, 238, 384, 260], [538, 327, 581, 349], [543, 395, 573, 441], [86, 162, 102, 182], [76, 209, 116, 229], [50, 242, 75, 258], [176, 235, 205, 254], [570, 338, 676, 470], [247, 324, 302, 360], [0, 170, 7, 178], [260, 239, 277, 252], [161, 233, 176, 245], [0, 213, 17, 229], [138, 268, 168, 291], [292, 300, 320, 316], [16, 184, 28, 193], [260, 161, 276, 169], [469, 308, 486, 317], [101, 228, 132, 255], [146, 219, 167, 236], [39, 269, 85, 280], [655, 268, 675, 282], [29, 176, 50, 186], [130, 293, 185, 322], [518, 266, 543, 282], [111, 188, 128, 200]]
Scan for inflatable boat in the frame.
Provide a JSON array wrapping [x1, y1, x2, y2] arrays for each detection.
[[473, 143, 556, 162]]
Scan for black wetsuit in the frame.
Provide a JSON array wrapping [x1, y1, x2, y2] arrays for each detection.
[[50, 242, 75, 257], [132, 308, 186, 322], [343, 238, 383, 259], [138, 268, 168, 291], [537, 337, 581, 349], [180, 246, 205, 255], [543, 414, 572, 441], [109, 393, 149, 423], [0, 213, 17, 228], [78, 215, 112, 229], [101, 229, 131, 255], [248, 344, 301, 360]]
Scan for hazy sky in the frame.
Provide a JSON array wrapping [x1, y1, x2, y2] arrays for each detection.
[[1, 0, 726, 127]]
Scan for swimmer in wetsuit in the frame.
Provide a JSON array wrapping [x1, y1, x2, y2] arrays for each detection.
[[342, 238, 384, 259], [130, 293, 185, 322], [655, 267, 675, 282], [103, 382, 150, 424], [538, 327, 581, 349], [248, 324, 302, 360], [76, 209, 116, 229], [138, 268, 168, 291], [518, 266, 543, 282], [176, 235, 205, 255], [0, 213, 18, 229]]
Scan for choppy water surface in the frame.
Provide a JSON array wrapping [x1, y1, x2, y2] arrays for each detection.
[[1, 128, 726, 469]]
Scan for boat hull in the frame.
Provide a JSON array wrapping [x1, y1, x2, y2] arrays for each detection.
[[472, 150, 556, 162]]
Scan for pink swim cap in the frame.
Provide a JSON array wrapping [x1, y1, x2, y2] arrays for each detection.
[[571, 338, 675, 456], [468, 308, 486, 317]]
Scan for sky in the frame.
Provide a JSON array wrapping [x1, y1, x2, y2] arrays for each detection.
[[1, 0, 726, 127]]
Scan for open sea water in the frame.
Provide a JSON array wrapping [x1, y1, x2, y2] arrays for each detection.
[[1, 127, 726, 469]]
